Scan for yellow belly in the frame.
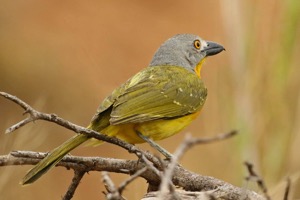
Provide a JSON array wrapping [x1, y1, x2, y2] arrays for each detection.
[[97, 112, 200, 144]]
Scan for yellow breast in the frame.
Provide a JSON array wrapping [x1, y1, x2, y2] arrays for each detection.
[[97, 111, 201, 144]]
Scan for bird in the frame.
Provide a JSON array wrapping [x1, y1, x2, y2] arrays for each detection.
[[21, 34, 225, 185]]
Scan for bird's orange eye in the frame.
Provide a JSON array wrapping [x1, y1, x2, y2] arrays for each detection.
[[193, 40, 201, 49]]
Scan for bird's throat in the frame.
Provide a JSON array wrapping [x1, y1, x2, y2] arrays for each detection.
[[194, 58, 206, 78]]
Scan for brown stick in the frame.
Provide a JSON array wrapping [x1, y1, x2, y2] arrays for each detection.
[[0, 91, 266, 200]]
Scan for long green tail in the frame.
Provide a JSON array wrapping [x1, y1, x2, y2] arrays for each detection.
[[21, 134, 89, 185]]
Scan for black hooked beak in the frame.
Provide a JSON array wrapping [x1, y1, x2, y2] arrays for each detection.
[[202, 41, 225, 57]]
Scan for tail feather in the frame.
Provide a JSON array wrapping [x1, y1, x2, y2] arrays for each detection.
[[21, 134, 89, 185]]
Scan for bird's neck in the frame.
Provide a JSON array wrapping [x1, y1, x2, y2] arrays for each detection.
[[194, 58, 206, 78]]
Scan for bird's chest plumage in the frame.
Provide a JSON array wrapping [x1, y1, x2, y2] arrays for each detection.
[[95, 66, 207, 144]]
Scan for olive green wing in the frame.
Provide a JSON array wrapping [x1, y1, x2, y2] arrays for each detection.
[[108, 66, 207, 125]]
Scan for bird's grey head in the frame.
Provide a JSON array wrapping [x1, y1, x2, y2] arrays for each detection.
[[149, 34, 224, 72]]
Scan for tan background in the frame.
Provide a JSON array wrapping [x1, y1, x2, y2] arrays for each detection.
[[1, 0, 299, 199]]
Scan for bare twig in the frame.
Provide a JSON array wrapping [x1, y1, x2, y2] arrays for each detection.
[[102, 167, 149, 199], [102, 171, 125, 200], [118, 167, 148, 194], [191, 130, 238, 145], [62, 170, 86, 200], [0, 151, 143, 175], [244, 161, 270, 200], [1, 151, 265, 199], [140, 154, 162, 178], [1, 92, 266, 200], [0, 92, 36, 133], [283, 178, 291, 200], [158, 134, 193, 199], [143, 190, 218, 200], [0, 91, 160, 167], [5, 118, 34, 134], [158, 131, 237, 199], [139, 154, 165, 193], [102, 172, 116, 192], [0, 92, 33, 111]]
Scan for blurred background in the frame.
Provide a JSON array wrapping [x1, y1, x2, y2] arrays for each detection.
[[1, 0, 299, 199]]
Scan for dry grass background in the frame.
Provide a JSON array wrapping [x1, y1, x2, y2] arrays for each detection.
[[0, 0, 299, 199]]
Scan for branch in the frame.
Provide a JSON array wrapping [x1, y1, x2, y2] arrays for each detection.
[[0, 91, 266, 200], [101, 168, 148, 200], [283, 178, 291, 200], [1, 151, 265, 200], [244, 161, 270, 200], [159, 131, 238, 198], [62, 170, 86, 200], [142, 190, 217, 200], [118, 166, 148, 194], [0, 92, 160, 166], [102, 171, 126, 200]]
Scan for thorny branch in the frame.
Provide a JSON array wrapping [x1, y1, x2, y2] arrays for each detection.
[[0, 91, 266, 200]]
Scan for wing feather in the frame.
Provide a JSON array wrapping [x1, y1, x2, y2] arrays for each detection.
[[109, 66, 207, 124]]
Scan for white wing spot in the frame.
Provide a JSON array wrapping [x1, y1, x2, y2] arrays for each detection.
[[173, 100, 182, 106]]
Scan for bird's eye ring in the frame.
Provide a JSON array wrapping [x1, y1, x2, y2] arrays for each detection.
[[193, 40, 201, 49]]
